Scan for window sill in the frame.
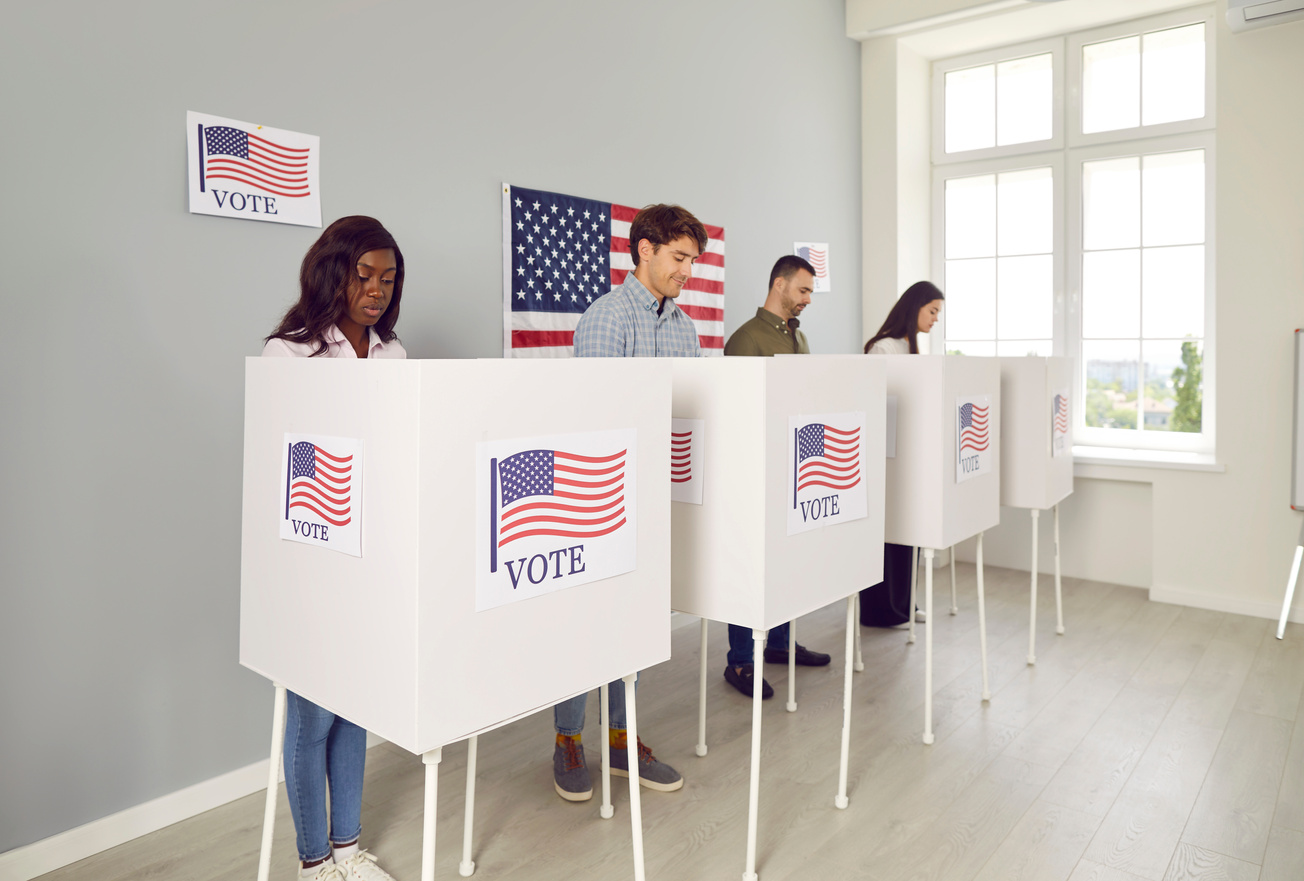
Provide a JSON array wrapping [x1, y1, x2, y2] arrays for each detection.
[[1072, 445, 1225, 474]]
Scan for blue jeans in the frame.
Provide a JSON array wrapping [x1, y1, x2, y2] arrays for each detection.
[[726, 623, 790, 668], [554, 674, 639, 735], [284, 692, 366, 862]]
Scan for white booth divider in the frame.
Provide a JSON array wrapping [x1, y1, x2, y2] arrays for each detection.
[[241, 357, 672, 881], [871, 354, 1001, 744], [669, 355, 886, 881], [999, 356, 1075, 665]]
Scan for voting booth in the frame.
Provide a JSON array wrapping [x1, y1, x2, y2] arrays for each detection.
[[871, 354, 1001, 744], [999, 356, 1075, 664], [669, 354, 886, 881], [241, 357, 672, 881]]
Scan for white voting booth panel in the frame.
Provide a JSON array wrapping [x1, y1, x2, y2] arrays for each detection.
[[240, 357, 671, 756], [999, 356, 1073, 510], [669, 355, 886, 629], [872, 356, 1001, 549]]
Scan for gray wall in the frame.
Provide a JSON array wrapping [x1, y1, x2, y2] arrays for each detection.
[[0, 0, 862, 851]]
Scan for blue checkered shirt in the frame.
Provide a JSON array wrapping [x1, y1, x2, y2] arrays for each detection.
[[573, 272, 702, 358]]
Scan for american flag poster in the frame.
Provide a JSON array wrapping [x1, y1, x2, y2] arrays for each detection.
[[670, 418, 704, 505], [787, 412, 867, 535], [956, 395, 993, 484], [187, 111, 321, 228], [476, 428, 638, 611], [793, 241, 830, 293], [502, 183, 726, 357], [1052, 388, 1070, 457], [278, 434, 363, 557]]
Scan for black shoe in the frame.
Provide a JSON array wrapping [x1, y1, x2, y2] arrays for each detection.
[[763, 644, 831, 667], [723, 664, 774, 699]]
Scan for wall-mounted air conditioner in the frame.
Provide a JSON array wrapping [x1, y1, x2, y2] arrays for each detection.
[[1227, 0, 1304, 32]]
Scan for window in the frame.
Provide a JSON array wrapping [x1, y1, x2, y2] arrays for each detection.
[[932, 7, 1215, 454]]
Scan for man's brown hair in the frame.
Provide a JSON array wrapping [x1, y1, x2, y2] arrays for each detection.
[[628, 204, 709, 266]]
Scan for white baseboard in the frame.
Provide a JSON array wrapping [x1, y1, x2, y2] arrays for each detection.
[[1149, 585, 1304, 625], [0, 732, 388, 881]]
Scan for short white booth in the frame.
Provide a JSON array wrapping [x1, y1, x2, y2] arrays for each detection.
[[241, 357, 672, 881], [869, 354, 1001, 744], [669, 355, 886, 881], [998, 356, 1075, 665]]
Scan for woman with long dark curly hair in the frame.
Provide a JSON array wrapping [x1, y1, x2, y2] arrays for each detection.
[[262, 215, 405, 881]]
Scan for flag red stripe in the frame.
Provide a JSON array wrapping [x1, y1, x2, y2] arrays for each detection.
[[245, 149, 308, 171], [289, 500, 352, 526], [611, 204, 638, 222], [695, 252, 725, 267], [314, 449, 353, 464], [671, 476, 691, 483], [502, 506, 627, 533], [678, 304, 723, 323], [683, 278, 724, 295], [502, 497, 624, 524], [292, 477, 348, 503], [556, 450, 627, 464], [671, 432, 692, 438], [823, 426, 860, 438], [290, 489, 350, 516], [700, 336, 723, 349], [499, 517, 627, 547], [247, 131, 311, 153], [797, 475, 861, 492], [205, 173, 310, 198], [555, 472, 623, 490], [554, 459, 624, 477], [208, 159, 308, 186], [511, 329, 574, 348], [553, 485, 623, 503]]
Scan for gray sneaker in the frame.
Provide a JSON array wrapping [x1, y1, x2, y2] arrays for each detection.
[[608, 737, 683, 792], [553, 736, 593, 801]]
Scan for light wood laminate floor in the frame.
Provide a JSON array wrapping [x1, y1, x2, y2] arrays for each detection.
[[36, 565, 1304, 881]]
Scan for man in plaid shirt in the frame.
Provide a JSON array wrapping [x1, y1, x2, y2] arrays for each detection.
[[549, 204, 708, 803]]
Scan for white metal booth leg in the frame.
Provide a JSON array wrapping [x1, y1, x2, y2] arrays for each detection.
[[1277, 520, 1304, 639], [786, 620, 798, 713], [1054, 504, 1065, 635], [949, 545, 958, 615], [420, 747, 443, 881], [1028, 510, 1040, 666], [907, 546, 918, 645], [696, 618, 710, 756], [853, 594, 864, 672], [976, 532, 991, 702], [743, 628, 767, 881], [255, 684, 287, 881], [600, 683, 614, 819], [922, 548, 934, 745], [459, 736, 478, 876], [623, 673, 647, 881], [836, 595, 854, 809]]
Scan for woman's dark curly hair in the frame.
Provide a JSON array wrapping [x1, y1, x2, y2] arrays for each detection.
[[266, 215, 404, 356]]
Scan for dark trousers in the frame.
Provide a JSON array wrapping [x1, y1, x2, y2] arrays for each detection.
[[725, 622, 790, 667], [859, 543, 914, 627]]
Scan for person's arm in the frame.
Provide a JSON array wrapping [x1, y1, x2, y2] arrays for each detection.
[[573, 301, 628, 357], [723, 325, 762, 357]]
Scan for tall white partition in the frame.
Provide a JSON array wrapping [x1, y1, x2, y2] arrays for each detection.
[[999, 356, 1074, 662], [870, 354, 1000, 744], [669, 355, 887, 627], [241, 357, 672, 755], [999, 356, 1073, 511]]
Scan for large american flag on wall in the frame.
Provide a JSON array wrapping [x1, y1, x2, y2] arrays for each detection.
[[502, 183, 726, 357]]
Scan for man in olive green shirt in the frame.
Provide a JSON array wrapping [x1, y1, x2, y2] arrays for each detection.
[[721, 255, 831, 699]]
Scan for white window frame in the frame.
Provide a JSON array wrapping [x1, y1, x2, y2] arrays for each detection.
[[931, 36, 1065, 166], [929, 151, 1066, 355], [1066, 130, 1217, 454], [1067, 6, 1217, 149]]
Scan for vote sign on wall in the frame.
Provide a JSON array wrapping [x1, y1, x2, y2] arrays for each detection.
[[279, 434, 363, 557], [787, 412, 867, 535], [476, 429, 638, 611], [956, 395, 993, 483]]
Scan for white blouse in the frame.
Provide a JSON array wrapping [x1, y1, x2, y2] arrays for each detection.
[[866, 336, 910, 355]]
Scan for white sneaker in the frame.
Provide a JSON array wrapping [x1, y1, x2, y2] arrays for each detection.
[[915, 608, 927, 623], [337, 851, 397, 881], [305, 864, 346, 881]]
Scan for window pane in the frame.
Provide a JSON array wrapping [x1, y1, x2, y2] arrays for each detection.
[[997, 167, 1053, 256], [946, 341, 997, 356], [997, 53, 1053, 146], [1082, 249, 1140, 339], [1083, 36, 1140, 134], [997, 339, 1053, 356], [1142, 245, 1204, 338], [997, 255, 1053, 339], [1143, 150, 1204, 247], [1142, 23, 1205, 126], [1143, 339, 1203, 432], [946, 65, 995, 153], [1083, 157, 1140, 251], [1084, 340, 1139, 429], [946, 175, 996, 259], [945, 258, 996, 340]]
